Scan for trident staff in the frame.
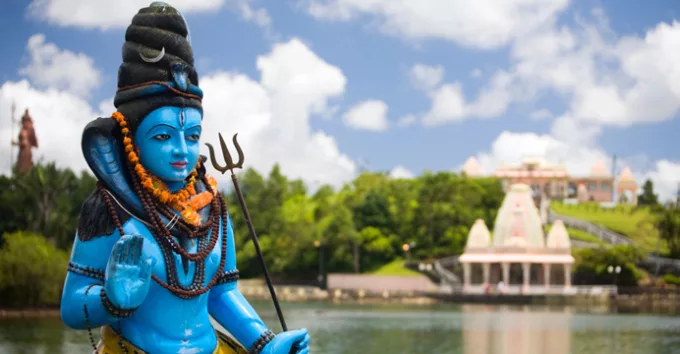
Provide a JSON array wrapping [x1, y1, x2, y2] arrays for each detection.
[[205, 133, 289, 332]]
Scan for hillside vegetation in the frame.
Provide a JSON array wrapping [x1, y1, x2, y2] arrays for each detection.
[[551, 202, 666, 255]]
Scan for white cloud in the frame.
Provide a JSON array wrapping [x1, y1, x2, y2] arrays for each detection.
[[19, 34, 101, 97], [643, 160, 680, 203], [187, 38, 357, 188], [342, 100, 389, 131], [470, 69, 483, 78], [352, 4, 680, 131], [389, 165, 414, 179], [409, 64, 444, 91], [507, 18, 680, 128], [303, 0, 570, 49], [0, 80, 110, 176], [420, 70, 513, 126], [530, 109, 552, 121], [397, 114, 417, 128], [1, 36, 357, 189], [28, 0, 272, 30], [226, 0, 272, 28]]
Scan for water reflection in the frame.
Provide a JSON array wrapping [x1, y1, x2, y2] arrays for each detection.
[[1, 302, 680, 354], [461, 304, 571, 354]]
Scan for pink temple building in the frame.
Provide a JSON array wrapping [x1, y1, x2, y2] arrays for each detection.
[[461, 156, 638, 205], [459, 184, 575, 294]]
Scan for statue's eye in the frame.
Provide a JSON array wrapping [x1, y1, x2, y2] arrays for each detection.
[[186, 134, 200, 142], [154, 134, 171, 141]]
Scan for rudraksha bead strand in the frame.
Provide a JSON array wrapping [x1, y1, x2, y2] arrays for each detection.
[[149, 195, 229, 298], [101, 158, 230, 299], [215, 269, 240, 286], [136, 173, 220, 262], [125, 167, 219, 295], [83, 283, 101, 352], [98, 182, 126, 237], [249, 330, 276, 354], [133, 166, 214, 251], [100, 288, 139, 318], [68, 262, 105, 282]]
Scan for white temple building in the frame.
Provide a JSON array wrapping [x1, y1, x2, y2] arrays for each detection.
[[458, 184, 575, 294]]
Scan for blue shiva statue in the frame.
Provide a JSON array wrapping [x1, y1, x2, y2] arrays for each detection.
[[60, 2, 310, 353]]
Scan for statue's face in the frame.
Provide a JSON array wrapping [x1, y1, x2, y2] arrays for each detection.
[[133, 107, 202, 186]]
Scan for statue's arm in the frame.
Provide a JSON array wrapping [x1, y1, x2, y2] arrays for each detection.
[[60, 188, 129, 329], [208, 215, 274, 351], [60, 232, 120, 329]]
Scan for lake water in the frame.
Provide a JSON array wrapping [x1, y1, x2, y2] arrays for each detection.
[[1, 301, 680, 354]]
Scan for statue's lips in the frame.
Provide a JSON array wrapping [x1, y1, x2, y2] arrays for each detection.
[[170, 161, 188, 169]]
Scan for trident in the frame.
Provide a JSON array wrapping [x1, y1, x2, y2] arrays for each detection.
[[205, 133, 289, 332]]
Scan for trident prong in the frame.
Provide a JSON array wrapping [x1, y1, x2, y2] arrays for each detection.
[[205, 133, 244, 174]]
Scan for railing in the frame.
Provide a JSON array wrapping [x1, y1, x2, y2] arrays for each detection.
[[645, 254, 680, 268], [616, 286, 680, 295], [437, 255, 460, 268], [570, 240, 601, 248], [547, 210, 634, 245], [456, 284, 618, 295], [549, 209, 680, 270], [434, 260, 460, 285]]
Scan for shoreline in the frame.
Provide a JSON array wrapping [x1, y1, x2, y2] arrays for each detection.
[[3, 287, 679, 318]]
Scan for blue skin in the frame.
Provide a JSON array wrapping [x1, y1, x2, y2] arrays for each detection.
[[61, 106, 310, 353]]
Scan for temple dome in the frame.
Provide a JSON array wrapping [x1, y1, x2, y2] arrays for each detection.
[[462, 157, 484, 177], [465, 219, 491, 248], [590, 159, 609, 177], [546, 220, 571, 249], [491, 184, 545, 248], [617, 167, 635, 183]]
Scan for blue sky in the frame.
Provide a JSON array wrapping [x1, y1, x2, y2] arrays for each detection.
[[1, 0, 679, 199]]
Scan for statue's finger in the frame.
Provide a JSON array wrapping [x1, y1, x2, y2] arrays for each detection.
[[122, 237, 133, 264], [130, 235, 142, 264], [111, 241, 124, 264], [139, 257, 156, 280], [298, 333, 310, 347]]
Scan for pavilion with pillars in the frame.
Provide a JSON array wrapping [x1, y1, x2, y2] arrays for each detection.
[[458, 183, 575, 294]]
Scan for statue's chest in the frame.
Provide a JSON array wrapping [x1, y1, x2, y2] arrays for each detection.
[[123, 217, 223, 290]]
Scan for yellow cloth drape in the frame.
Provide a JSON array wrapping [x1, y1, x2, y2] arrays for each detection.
[[96, 325, 248, 354]]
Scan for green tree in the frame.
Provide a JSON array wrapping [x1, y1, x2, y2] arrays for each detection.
[[638, 179, 659, 206], [0, 163, 95, 250], [0, 231, 69, 307], [656, 202, 680, 258], [572, 245, 646, 286]]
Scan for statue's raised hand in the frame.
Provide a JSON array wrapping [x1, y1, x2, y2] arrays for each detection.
[[263, 329, 310, 354], [103, 234, 155, 311]]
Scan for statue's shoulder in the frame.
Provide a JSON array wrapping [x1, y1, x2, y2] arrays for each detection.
[[77, 186, 132, 241]]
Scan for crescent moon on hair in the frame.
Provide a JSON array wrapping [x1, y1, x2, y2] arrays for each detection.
[[139, 47, 165, 63]]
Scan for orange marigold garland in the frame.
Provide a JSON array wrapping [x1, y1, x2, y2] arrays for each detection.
[[111, 111, 217, 226]]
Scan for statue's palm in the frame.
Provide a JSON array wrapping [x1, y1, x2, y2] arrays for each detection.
[[104, 235, 155, 310]]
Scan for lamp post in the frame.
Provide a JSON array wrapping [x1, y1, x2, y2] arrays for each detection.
[[608, 265, 621, 287], [314, 240, 326, 290], [402, 242, 416, 261]]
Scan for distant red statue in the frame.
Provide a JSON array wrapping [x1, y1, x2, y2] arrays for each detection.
[[14, 109, 38, 174]]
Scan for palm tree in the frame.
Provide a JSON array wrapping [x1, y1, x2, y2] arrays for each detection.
[[14, 163, 78, 249]]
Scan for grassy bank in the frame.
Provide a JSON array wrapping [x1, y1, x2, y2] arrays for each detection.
[[370, 258, 421, 276], [551, 202, 666, 254]]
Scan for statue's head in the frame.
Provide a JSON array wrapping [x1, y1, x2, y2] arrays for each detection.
[[112, 2, 204, 191]]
